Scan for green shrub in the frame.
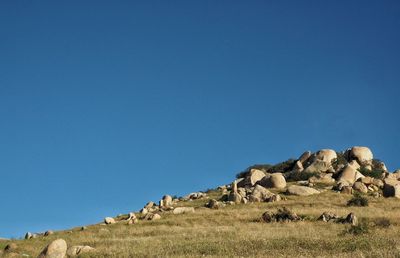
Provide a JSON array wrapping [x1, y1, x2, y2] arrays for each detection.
[[332, 152, 348, 170], [358, 167, 384, 179], [344, 219, 370, 235], [347, 193, 369, 207], [286, 171, 318, 182], [266, 159, 296, 173]]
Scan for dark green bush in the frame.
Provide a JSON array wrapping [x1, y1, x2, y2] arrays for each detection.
[[286, 171, 318, 182], [373, 218, 391, 228], [266, 159, 296, 173], [347, 193, 369, 207], [358, 167, 384, 179], [332, 152, 348, 170]]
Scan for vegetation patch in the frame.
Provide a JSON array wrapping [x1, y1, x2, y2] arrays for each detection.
[[347, 193, 369, 207]]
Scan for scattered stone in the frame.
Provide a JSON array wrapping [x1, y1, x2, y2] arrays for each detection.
[[173, 207, 195, 214], [318, 212, 339, 222], [144, 213, 161, 221], [249, 185, 274, 202], [205, 199, 225, 209], [261, 207, 301, 223], [44, 230, 54, 236], [104, 217, 116, 225], [66, 245, 95, 256], [127, 212, 138, 224], [37, 239, 67, 258], [287, 185, 320, 196], [344, 213, 358, 226], [185, 192, 207, 200]]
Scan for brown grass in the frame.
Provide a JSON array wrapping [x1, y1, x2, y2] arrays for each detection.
[[2, 190, 400, 257]]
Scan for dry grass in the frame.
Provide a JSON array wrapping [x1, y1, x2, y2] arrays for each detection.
[[2, 190, 400, 257]]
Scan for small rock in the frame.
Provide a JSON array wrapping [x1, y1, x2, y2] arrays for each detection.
[[205, 199, 224, 209], [66, 245, 95, 256], [104, 217, 116, 225], [344, 213, 358, 226], [44, 230, 54, 236], [318, 212, 339, 222]]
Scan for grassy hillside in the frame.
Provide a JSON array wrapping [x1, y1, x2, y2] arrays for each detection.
[[2, 188, 400, 257]]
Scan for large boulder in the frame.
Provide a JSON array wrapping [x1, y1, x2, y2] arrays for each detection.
[[260, 173, 286, 189], [349, 146, 373, 164], [337, 162, 364, 185], [353, 182, 368, 193], [237, 169, 266, 187], [314, 149, 337, 163], [104, 217, 115, 225], [383, 179, 400, 198], [37, 239, 67, 258], [304, 160, 333, 174], [287, 185, 320, 196], [298, 151, 312, 164], [66, 246, 95, 256], [249, 185, 274, 202]]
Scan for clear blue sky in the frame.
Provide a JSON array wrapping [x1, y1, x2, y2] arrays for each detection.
[[1, 1, 399, 238]]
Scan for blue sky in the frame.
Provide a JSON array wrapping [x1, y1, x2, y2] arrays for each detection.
[[1, 1, 399, 238]]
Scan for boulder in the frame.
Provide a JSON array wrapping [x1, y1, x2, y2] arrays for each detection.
[[160, 195, 173, 207], [104, 217, 115, 225], [383, 179, 400, 198], [308, 173, 335, 185], [349, 146, 373, 164], [260, 173, 286, 189], [144, 213, 161, 221], [25, 232, 33, 240], [144, 201, 155, 209], [140, 208, 148, 215], [360, 176, 374, 185], [292, 160, 304, 173], [261, 207, 301, 223], [37, 239, 67, 258], [66, 246, 95, 256], [303, 160, 332, 174], [205, 199, 224, 209], [341, 186, 353, 195], [338, 164, 360, 185], [127, 212, 138, 224], [173, 207, 195, 215], [185, 192, 207, 200], [44, 230, 54, 236], [287, 185, 320, 196], [344, 213, 358, 226], [298, 151, 312, 164], [249, 185, 274, 202], [353, 182, 368, 193], [314, 149, 337, 163], [237, 169, 266, 187], [228, 192, 243, 204]]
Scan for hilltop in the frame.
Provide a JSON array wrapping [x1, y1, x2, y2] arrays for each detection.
[[1, 146, 400, 257]]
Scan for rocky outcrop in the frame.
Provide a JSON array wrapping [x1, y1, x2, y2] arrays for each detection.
[[349, 146, 373, 165]]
